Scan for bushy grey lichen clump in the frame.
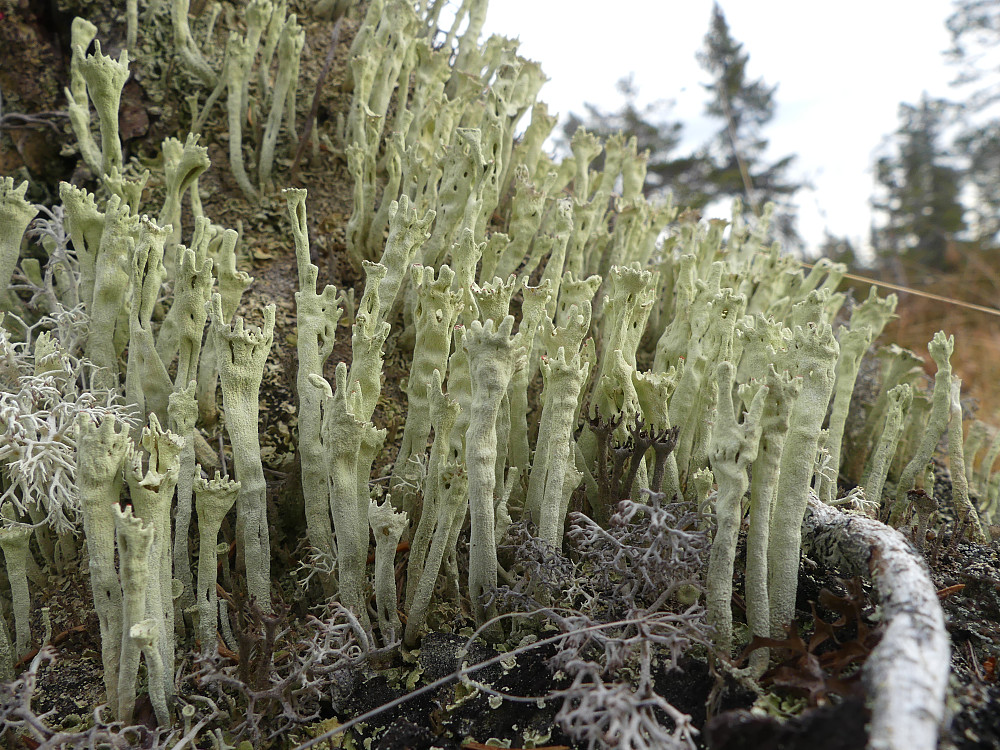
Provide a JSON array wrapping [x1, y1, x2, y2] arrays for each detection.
[[0, 0, 992, 744]]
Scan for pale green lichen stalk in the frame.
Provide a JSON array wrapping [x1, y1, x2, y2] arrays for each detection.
[[706, 362, 767, 654], [285, 187, 343, 574], [891, 332, 955, 525], [391, 263, 461, 502], [863, 383, 912, 505], [126, 413, 183, 706], [744, 364, 800, 675], [170, 0, 215, 85], [77, 42, 130, 177], [527, 346, 590, 547], [194, 472, 240, 653], [197, 224, 251, 428], [310, 365, 371, 629], [210, 294, 276, 609], [259, 14, 305, 191], [86, 195, 137, 392], [368, 499, 408, 643], [124, 217, 172, 429], [0, 179, 38, 314], [465, 316, 524, 631], [77, 414, 131, 712], [129, 619, 169, 726], [0, 520, 33, 659], [850, 344, 925, 483], [158, 134, 210, 254], [820, 287, 897, 503], [404, 371, 464, 646], [114, 503, 155, 724], [946, 378, 988, 542], [767, 316, 838, 638], [63, 18, 101, 175]]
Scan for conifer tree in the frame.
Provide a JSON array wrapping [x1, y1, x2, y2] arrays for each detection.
[[946, 0, 1000, 245], [560, 76, 711, 210], [697, 2, 803, 245], [872, 95, 966, 270]]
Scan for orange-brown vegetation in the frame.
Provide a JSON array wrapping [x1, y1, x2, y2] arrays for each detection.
[[853, 249, 1000, 422]]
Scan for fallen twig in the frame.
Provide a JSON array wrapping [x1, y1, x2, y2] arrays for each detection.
[[803, 493, 949, 750]]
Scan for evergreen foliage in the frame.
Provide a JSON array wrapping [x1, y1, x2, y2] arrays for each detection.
[[697, 1, 802, 244], [872, 96, 966, 270], [560, 76, 710, 210], [561, 4, 804, 247]]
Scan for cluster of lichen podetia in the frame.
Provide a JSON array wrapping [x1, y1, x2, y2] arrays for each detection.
[[0, 0, 995, 732]]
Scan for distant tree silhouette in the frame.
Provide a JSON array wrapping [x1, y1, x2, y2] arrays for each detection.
[[946, 0, 1000, 246], [561, 4, 805, 249], [559, 76, 712, 211], [947, 0, 1000, 111], [956, 123, 1000, 244], [818, 233, 859, 267], [872, 95, 966, 271], [697, 2, 804, 247]]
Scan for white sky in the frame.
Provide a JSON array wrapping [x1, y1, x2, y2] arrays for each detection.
[[481, 0, 958, 255]]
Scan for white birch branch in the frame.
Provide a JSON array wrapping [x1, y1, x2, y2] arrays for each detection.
[[802, 494, 949, 750]]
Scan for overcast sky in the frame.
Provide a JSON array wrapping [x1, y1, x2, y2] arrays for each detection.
[[480, 0, 959, 255]]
